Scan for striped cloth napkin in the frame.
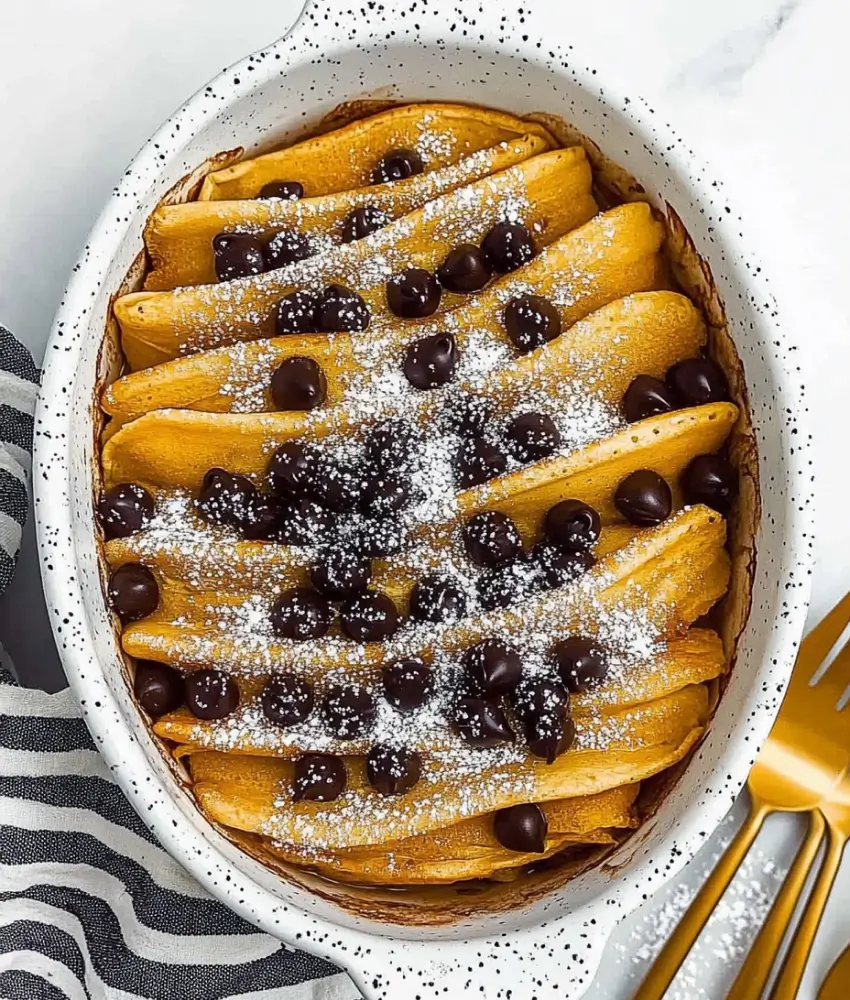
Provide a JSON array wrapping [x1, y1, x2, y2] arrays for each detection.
[[0, 324, 360, 1000]]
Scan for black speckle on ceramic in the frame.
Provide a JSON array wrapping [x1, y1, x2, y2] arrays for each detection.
[[32, 2, 814, 997]]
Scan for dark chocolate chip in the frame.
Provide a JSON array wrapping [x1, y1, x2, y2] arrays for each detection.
[[453, 697, 514, 748], [98, 483, 154, 540], [454, 437, 507, 488], [351, 518, 405, 558], [623, 375, 678, 423], [342, 205, 389, 243], [552, 637, 609, 693], [360, 473, 411, 518], [681, 453, 738, 515], [212, 233, 265, 281], [365, 419, 419, 473], [322, 684, 376, 739], [315, 283, 370, 332], [437, 243, 491, 293], [366, 744, 422, 795], [403, 332, 458, 390], [476, 558, 538, 611], [271, 587, 334, 640], [462, 511, 522, 567], [544, 499, 601, 553], [293, 753, 346, 801], [257, 180, 304, 200], [267, 442, 321, 498], [312, 459, 363, 512], [240, 494, 289, 541], [108, 564, 159, 623], [505, 412, 561, 462], [185, 669, 239, 720], [270, 356, 327, 411], [494, 803, 548, 853], [666, 358, 729, 407], [503, 294, 561, 352], [373, 148, 423, 184], [340, 590, 399, 642], [409, 574, 467, 624], [532, 542, 595, 589], [274, 290, 320, 336], [265, 230, 312, 271], [134, 661, 184, 718], [527, 713, 576, 763], [463, 639, 522, 695], [195, 468, 257, 529], [387, 267, 442, 319], [382, 658, 434, 712], [614, 469, 673, 526], [442, 394, 494, 438], [480, 221, 536, 274], [261, 674, 315, 727]]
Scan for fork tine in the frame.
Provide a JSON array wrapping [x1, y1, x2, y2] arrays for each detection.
[[786, 590, 850, 700]]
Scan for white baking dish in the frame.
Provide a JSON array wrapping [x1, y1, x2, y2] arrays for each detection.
[[33, 1, 813, 996]]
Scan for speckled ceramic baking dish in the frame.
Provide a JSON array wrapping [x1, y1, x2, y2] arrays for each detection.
[[34, 1, 813, 997]]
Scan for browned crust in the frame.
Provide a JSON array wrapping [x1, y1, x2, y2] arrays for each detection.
[[94, 100, 758, 924]]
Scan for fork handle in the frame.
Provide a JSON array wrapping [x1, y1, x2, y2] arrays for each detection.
[[769, 819, 846, 1000], [634, 800, 771, 1000], [726, 810, 826, 1000]]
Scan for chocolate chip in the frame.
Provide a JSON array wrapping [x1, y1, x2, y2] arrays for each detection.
[[614, 470, 673, 526], [511, 675, 570, 724], [665, 358, 729, 407], [512, 676, 573, 763], [315, 283, 370, 332], [342, 205, 389, 242], [276, 499, 333, 546], [360, 473, 411, 518], [409, 574, 467, 624], [240, 494, 289, 541], [453, 697, 514, 748], [387, 267, 442, 318], [494, 803, 548, 853], [463, 639, 522, 695], [544, 499, 601, 552], [366, 744, 422, 795], [505, 412, 561, 462], [98, 483, 154, 540], [340, 590, 399, 642], [553, 637, 609, 693], [373, 148, 423, 184], [257, 181, 304, 200], [265, 230, 312, 271], [195, 468, 257, 529], [267, 442, 321, 498], [681, 454, 738, 514], [293, 753, 346, 801], [274, 290, 320, 336], [261, 674, 315, 727], [462, 511, 522, 567], [108, 564, 159, 623], [532, 542, 595, 589], [312, 459, 363, 512], [527, 713, 576, 763], [310, 550, 372, 600], [455, 437, 507, 488], [503, 294, 561, 353], [212, 233, 265, 281], [134, 661, 184, 717], [437, 244, 491, 293], [322, 684, 376, 739], [271, 587, 334, 640], [185, 669, 239, 720], [365, 419, 419, 473], [382, 658, 434, 711], [403, 332, 458, 389], [480, 222, 536, 274], [623, 374, 678, 423], [270, 356, 327, 411]]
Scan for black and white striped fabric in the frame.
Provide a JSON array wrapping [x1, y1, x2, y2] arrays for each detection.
[[0, 325, 360, 1000]]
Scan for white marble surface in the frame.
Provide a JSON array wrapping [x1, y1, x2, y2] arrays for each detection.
[[1, 0, 848, 996]]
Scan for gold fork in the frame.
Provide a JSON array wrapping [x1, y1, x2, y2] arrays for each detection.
[[635, 591, 850, 1000]]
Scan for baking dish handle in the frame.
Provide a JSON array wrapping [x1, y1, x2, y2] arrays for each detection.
[[329, 912, 618, 1000]]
